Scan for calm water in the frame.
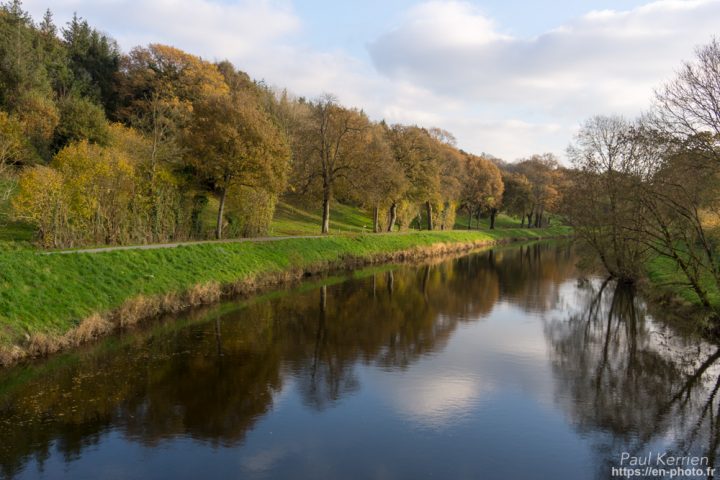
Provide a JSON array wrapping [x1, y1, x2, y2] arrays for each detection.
[[1, 242, 720, 479]]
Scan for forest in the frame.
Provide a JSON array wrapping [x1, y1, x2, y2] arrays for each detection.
[[0, 1, 562, 249], [0, 2, 719, 318]]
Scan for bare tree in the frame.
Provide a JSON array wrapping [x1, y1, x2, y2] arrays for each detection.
[[565, 116, 649, 281], [633, 127, 720, 312], [655, 37, 720, 163]]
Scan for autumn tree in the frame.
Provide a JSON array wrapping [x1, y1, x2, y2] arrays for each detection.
[[501, 171, 532, 227], [186, 89, 290, 239], [292, 94, 370, 234], [0, 111, 30, 174], [109, 123, 185, 242], [117, 44, 230, 160], [351, 124, 406, 232], [515, 154, 561, 227], [0, 111, 32, 203], [13, 124, 191, 247], [431, 134, 464, 230], [13, 139, 136, 247], [645, 37, 720, 311], [15, 90, 59, 159], [117, 45, 236, 238], [384, 125, 441, 231], [459, 154, 504, 229], [626, 127, 720, 312]]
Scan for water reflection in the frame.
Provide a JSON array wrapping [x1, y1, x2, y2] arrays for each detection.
[[546, 278, 720, 478], [2, 241, 717, 479]]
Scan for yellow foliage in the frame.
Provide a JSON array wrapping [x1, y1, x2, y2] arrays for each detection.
[[13, 125, 188, 247], [15, 91, 60, 147], [12, 166, 68, 248]]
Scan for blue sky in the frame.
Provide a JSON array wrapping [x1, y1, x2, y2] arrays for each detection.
[[21, 0, 720, 161], [296, 0, 651, 52]]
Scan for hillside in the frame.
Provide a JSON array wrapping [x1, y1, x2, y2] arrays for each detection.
[[1, 191, 530, 247]]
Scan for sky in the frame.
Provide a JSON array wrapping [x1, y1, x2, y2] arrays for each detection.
[[20, 0, 720, 162]]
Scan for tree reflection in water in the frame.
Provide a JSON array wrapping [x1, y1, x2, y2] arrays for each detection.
[[1, 243, 573, 477], [6, 241, 709, 479], [546, 278, 720, 478]]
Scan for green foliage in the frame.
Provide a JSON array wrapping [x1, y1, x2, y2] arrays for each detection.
[[0, 110, 34, 171], [12, 126, 192, 247], [226, 187, 277, 238], [14, 90, 59, 160], [62, 13, 120, 112], [0, 1, 51, 107], [54, 94, 109, 147]]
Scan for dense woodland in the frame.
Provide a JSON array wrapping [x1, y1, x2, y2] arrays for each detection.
[[1, 2, 719, 318], [0, 1, 563, 248]]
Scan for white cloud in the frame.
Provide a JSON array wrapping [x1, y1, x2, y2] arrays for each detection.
[[24, 0, 300, 59], [21, 0, 720, 160], [368, 0, 720, 159], [381, 372, 492, 429]]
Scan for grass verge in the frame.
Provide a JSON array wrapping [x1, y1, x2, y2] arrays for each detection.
[[643, 254, 720, 310], [0, 226, 571, 366]]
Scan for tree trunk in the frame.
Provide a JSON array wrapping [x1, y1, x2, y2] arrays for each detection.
[[216, 187, 227, 240], [387, 202, 397, 232], [526, 212, 533, 229], [520, 214, 525, 228], [535, 208, 543, 228], [426, 201, 433, 230], [467, 208, 472, 230], [373, 205, 380, 233], [489, 208, 497, 229], [321, 187, 331, 234]]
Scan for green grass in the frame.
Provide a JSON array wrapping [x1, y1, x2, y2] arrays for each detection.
[[453, 212, 524, 230], [0, 226, 570, 351], [0, 189, 571, 355], [644, 254, 720, 308], [270, 201, 374, 236]]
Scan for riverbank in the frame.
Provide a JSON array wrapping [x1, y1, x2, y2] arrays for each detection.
[[643, 254, 720, 326], [0, 227, 571, 366]]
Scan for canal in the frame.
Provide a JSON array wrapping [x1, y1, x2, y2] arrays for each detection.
[[1, 241, 718, 479]]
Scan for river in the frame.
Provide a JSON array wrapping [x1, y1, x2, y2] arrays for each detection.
[[1, 241, 719, 479]]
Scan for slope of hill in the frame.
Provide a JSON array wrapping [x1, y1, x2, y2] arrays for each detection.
[[0, 189, 531, 247]]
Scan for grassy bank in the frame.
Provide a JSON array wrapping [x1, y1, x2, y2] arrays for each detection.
[[644, 255, 720, 310], [0, 226, 570, 365]]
